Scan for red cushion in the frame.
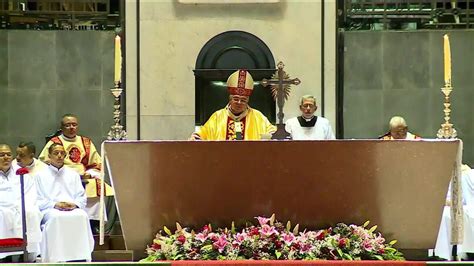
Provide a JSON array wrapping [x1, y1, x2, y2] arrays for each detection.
[[0, 238, 24, 247]]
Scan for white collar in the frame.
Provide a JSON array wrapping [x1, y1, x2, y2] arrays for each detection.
[[302, 115, 315, 122], [227, 104, 249, 122], [61, 134, 77, 142], [0, 167, 12, 178], [48, 164, 65, 174]]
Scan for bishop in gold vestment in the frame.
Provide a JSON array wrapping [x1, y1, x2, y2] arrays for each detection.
[[191, 70, 276, 141]]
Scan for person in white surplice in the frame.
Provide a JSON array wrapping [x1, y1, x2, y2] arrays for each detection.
[[0, 144, 42, 262], [285, 95, 335, 140], [35, 143, 94, 262], [38, 114, 109, 234], [435, 165, 474, 260]]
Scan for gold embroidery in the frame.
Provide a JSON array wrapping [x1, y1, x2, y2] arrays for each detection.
[[226, 119, 246, 140]]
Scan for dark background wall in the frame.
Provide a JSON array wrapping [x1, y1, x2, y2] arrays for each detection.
[[0, 30, 115, 151], [2, 30, 472, 166], [343, 30, 474, 166]]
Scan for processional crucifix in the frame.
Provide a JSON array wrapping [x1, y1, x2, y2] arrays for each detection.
[[261, 61, 301, 140]]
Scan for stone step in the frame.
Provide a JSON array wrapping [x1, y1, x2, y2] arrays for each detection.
[[93, 235, 110, 251], [94, 234, 125, 251], [110, 234, 126, 250], [92, 250, 134, 262]]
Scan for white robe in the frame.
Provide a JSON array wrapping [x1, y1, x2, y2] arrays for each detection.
[[35, 165, 94, 262], [38, 134, 106, 221], [0, 166, 42, 259], [285, 116, 335, 140], [435, 168, 474, 260]]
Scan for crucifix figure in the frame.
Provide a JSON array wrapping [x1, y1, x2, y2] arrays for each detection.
[[261, 61, 301, 140]]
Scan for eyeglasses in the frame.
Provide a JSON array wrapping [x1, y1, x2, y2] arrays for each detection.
[[0, 153, 12, 158], [301, 104, 315, 109], [231, 97, 249, 104]]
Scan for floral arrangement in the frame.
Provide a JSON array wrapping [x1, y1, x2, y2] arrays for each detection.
[[141, 215, 404, 261]]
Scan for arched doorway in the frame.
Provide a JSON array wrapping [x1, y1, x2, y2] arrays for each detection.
[[194, 30, 276, 125]]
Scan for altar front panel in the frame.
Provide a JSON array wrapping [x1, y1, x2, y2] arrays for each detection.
[[105, 140, 459, 257]]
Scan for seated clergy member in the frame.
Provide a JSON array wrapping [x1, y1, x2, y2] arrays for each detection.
[[0, 144, 42, 262], [13, 142, 47, 177], [190, 69, 276, 140], [35, 143, 94, 262], [379, 116, 421, 140], [285, 95, 335, 140], [38, 114, 106, 229]]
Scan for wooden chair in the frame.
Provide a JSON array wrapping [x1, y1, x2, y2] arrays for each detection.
[[45, 129, 62, 144], [0, 172, 28, 262]]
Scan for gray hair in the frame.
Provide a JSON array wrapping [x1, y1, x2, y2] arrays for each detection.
[[389, 116, 407, 129], [300, 95, 317, 106], [0, 143, 10, 149]]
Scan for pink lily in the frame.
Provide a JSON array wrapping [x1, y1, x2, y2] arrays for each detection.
[[363, 239, 374, 251], [233, 232, 248, 244], [195, 232, 208, 242], [259, 224, 278, 237], [255, 216, 270, 226], [281, 232, 295, 245], [213, 234, 228, 253]]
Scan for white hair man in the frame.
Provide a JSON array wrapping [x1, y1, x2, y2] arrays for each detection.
[[285, 95, 335, 140], [380, 116, 420, 140]]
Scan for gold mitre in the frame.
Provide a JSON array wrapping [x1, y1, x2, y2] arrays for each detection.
[[227, 69, 254, 97]]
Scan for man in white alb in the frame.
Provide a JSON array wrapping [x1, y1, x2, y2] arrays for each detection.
[[285, 95, 335, 140], [0, 144, 42, 262], [35, 143, 94, 262]]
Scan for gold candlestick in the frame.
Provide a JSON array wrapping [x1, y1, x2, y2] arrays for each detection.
[[437, 34, 462, 261], [437, 34, 457, 139]]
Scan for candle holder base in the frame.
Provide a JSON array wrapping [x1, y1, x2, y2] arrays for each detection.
[[437, 85, 456, 139], [271, 124, 292, 140], [107, 83, 127, 141]]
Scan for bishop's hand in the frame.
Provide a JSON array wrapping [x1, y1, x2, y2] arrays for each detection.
[[189, 133, 201, 141]]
